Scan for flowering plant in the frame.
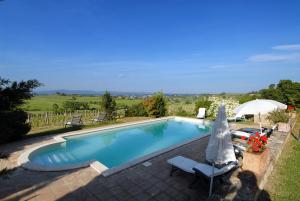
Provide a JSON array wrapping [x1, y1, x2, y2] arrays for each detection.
[[207, 96, 240, 118], [247, 132, 268, 153]]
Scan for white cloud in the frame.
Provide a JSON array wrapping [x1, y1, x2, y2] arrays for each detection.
[[248, 53, 300, 62], [272, 44, 300, 51]]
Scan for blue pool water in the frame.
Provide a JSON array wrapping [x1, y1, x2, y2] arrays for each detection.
[[29, 119, 211, 169]]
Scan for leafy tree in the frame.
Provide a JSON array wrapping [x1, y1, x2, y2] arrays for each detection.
[[143, 92, 167, 118], [62, 101, 89, 112], [52, 103, 59, 113], [125, 103, 148, 117], [63, 101, 77, 112], [176, 106, 189, 117], [238, 94, 258, 104], [101, 91, 116, 120], [194, 97, 212, 114], [260, 80, 300, 107], [0, 77, 41, 143]]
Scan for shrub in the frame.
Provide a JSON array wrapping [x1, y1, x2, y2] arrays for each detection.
[[207, 96, 240, 118], [0, 110, 31, 143], [194, 98, 212, 114], [62, 101, 90, 112], [101, 91, 116, 120], [143, 92, 167, 118], [260, 80, 300, 107], [175, 106, 189, 117], [184, 100, 192, 104], [238, 94, 257, 104], [52, 103, 59, 113], [0, 77, 41, 143], [267, 109, 289, 124], [125, 103, 148, 117]]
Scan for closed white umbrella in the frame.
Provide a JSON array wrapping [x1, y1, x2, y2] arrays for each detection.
[[205, 105, 236, 196], [234, 99, 287, 117]]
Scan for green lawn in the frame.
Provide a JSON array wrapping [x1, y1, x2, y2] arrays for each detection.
[[265, 113, 300, 201], [27, 116, 151, 137], [22, 95, 142, 112]]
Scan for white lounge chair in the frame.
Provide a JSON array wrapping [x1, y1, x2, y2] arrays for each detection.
[[167, 156, 238, 187], [231, 130, 253, 139], [227, 114, 245, 122], [197, 108, 206, 119]]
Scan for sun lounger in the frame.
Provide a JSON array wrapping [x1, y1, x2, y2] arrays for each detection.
[[167, 156, 238, 187], [197, 108, 206, 119], [227, 114, 245, 122], [65, 115, 83, 127], [92, 112, 107, 123], [232, 124, 277, 139]]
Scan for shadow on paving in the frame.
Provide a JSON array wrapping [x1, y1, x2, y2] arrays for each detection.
[[206, 170, 271, 201], [0, 162, 74, 201], [56, 165, 210, 201]]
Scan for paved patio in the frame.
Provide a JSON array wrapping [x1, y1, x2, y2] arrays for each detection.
[[0, 122, 291, 201]]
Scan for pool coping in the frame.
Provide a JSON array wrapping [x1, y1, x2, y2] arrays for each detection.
[[18, 116, 211, 176]]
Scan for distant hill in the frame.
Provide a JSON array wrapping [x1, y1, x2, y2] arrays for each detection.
[[34, 89, 244, 97], [34, 89, 152, 97]]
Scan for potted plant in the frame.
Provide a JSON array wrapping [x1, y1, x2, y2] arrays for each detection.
[[242, 132, 270, 176], [267, 109, 290, 132], [247, 133, 268, 153]]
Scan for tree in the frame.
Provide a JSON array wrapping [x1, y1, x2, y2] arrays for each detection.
[[0, 77, 41, 143], [143, 92, 167, 118], [52, 103, 59, 113], [101, 91, 116, 120], [194, 97, 212, 114], [125, 103, 148, 117], [260, 80, 300, 107]]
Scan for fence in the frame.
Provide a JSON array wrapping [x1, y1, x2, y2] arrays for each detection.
[[27, 110, 102, 128]]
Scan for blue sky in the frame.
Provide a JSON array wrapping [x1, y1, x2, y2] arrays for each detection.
[[1, 0, 300, 93]]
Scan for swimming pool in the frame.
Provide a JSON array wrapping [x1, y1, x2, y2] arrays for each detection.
[[20, 117, 211, 174]]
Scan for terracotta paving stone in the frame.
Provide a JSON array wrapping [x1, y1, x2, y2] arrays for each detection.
[[0, 121, 292, 201]]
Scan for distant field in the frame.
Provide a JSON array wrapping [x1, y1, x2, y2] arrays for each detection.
[[22, 95, 142, 112]]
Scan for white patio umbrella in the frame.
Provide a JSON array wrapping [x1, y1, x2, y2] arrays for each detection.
[[234, 99, 287, 117], [205, 105, 236, 196], [234, 99, 287, 134]]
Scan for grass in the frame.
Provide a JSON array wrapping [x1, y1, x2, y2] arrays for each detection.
[[22, 95, 142, 112], [264, 112, 300, 201], [27, 116, 151, 137]]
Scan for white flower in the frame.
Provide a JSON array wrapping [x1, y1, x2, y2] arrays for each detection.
[[207, 96, 239, 118]]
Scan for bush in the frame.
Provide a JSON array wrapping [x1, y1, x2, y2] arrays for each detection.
[[238, 94, 257, 104], [0, 77, 41, 143], [0, 110, 31, 143], [175, 107, 189, 117], [101, 91, 116, 120], [62, 101, 90, 112], [267, 109, 289, 124], [125, 103, 148, 117], [143, 92, 167, 118], [194, 98, 212, 114], [207, 96, 240, 118], [260, 80, 300, 107]]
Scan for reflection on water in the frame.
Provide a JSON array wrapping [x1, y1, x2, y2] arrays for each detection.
[[29, 120, 211, 169]]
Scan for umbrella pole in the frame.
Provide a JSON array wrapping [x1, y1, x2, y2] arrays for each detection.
[[209, 163, 215, 197], [259, 112, 262, 135]]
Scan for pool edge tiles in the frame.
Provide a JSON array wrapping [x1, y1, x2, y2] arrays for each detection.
[[18, 116, 211, 175]]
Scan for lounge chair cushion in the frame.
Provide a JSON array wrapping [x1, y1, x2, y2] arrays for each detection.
[[167, 156, 238, 177], [167, 156, 198, 174], [193, 162, 237, 177]]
